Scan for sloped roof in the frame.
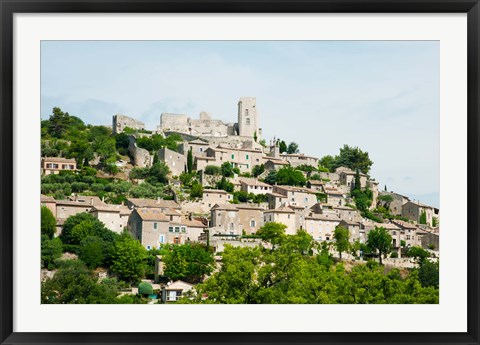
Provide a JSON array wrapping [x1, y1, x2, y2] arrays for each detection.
[[42, 157, 76, 164], [239, 178, 271, 188], [211, 203, 238, 211], [135, 208, 170, 222]]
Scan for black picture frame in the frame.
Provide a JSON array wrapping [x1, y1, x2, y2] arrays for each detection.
[[1, 1, 479, 344]]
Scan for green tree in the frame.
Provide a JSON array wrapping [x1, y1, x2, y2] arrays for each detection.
[[406, 246, 430, 264], [252, 164, 265, 177], [319, 155, 335, 172], [187, 147, 193, 174], [41, 206, 56, 238], [418, 260, 439, 288], [256, 222, 287, 249], [419, 209, 427, 225], [41, 260, 118, 304], [190, 182, 204, 199], [333, 144, 373, 174], [162, 244, 215, 284], [93, 135, 117, 168], [275, 166, 306, 186], [263, 170, 277, 185], [279, 140, 287, 154], [110, 234, 148, 283], [204, 165, 222, 175], [221, 162, 234, 177], [146, 162, 170, 185], [216, 176, 234, 193], [61, 213, 117, 245], [79, 236, 108, 268], [41, 235, 63, 269], [138, 282, 154, 295], [287, 142, 299, 154], [253, 131, 258, 142], [366, 227, 393, 265], [333, 226, 350, 260]]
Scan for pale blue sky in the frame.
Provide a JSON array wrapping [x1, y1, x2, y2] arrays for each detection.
[[41, 41, 440, 207]]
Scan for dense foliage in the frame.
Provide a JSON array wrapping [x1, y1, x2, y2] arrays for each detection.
[[319, 145, 373, 174], [41, 206, 56, 238], [181, 224, 438, 304], [161, 244, 215, 284]]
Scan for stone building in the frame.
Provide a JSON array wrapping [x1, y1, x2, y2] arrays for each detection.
[[239, 178, 273, 195], [41, 157, 77, 175], [336, 166, 368, 190], [202, 189, 233, 208], [128, 208, 204, 248], [272, 185, 318, 210], [263, 206, 297, 235], [209, 204, 241, 236], [378, 191, 410, 216], [157, 97, 261, 143], [402, 201, 435, 226], [89, 204, 131, 234], [126, 198, 181, 210], [113, 114, 145, 134], [279, 153, 319, 168], [304, 213, 341, 242], [157, 147, 187, 177], [236, 204, 264, 235]]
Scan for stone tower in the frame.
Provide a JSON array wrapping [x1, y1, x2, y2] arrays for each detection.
[[237, 97, 258, 138]]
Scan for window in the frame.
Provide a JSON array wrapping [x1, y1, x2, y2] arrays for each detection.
[[246, 154, 249, 160], [159, 235, 165, 243], [288, 214, 290, 219], [250, 220, 256, 227], [153, 222, 158, 230], [231, 154, 235, 159], [230, 223, 234, 230], [245, 109, 249, 116], [147, 246, 151, 250], [175, 226, 180, 233], [181, 226, 186, 233], [168, 226, 174, 232], [246, 118, 250, 125], [246, 164, 249, 169]]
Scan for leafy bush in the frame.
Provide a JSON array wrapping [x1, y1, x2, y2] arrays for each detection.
[[204, 165, 222, 175], [138, 282, 154, 295]]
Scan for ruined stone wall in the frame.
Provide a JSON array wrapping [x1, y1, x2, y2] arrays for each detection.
[[113, 114, 145, 134], [159, 113, 230, 137], [128, 136, 152, 168], [159, 113, 189, 133]]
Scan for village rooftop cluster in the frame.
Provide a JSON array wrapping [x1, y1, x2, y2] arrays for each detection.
[[41, 98, 440, 302]]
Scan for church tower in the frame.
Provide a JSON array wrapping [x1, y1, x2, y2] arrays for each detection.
[[237, 97, 259, 139]]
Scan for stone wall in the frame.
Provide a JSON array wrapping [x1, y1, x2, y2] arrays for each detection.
[[128, 136, 152, 168], [159, 113, 230, 137], [113, 114, 145, 134]]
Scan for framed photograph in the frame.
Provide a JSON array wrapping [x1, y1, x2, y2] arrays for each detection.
[[1, 1, 479, 344]]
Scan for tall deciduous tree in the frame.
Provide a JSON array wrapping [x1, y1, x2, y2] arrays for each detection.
[[110, 234, 148, 283], [333, 226, 350, 260], [162, 244, 215, 284], [41, 206, 56, 238], [275, 166, 306, 186], [366, 227, 393, 265]]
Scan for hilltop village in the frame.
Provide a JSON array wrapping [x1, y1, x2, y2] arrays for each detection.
[[40, 98, 440, 304]]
